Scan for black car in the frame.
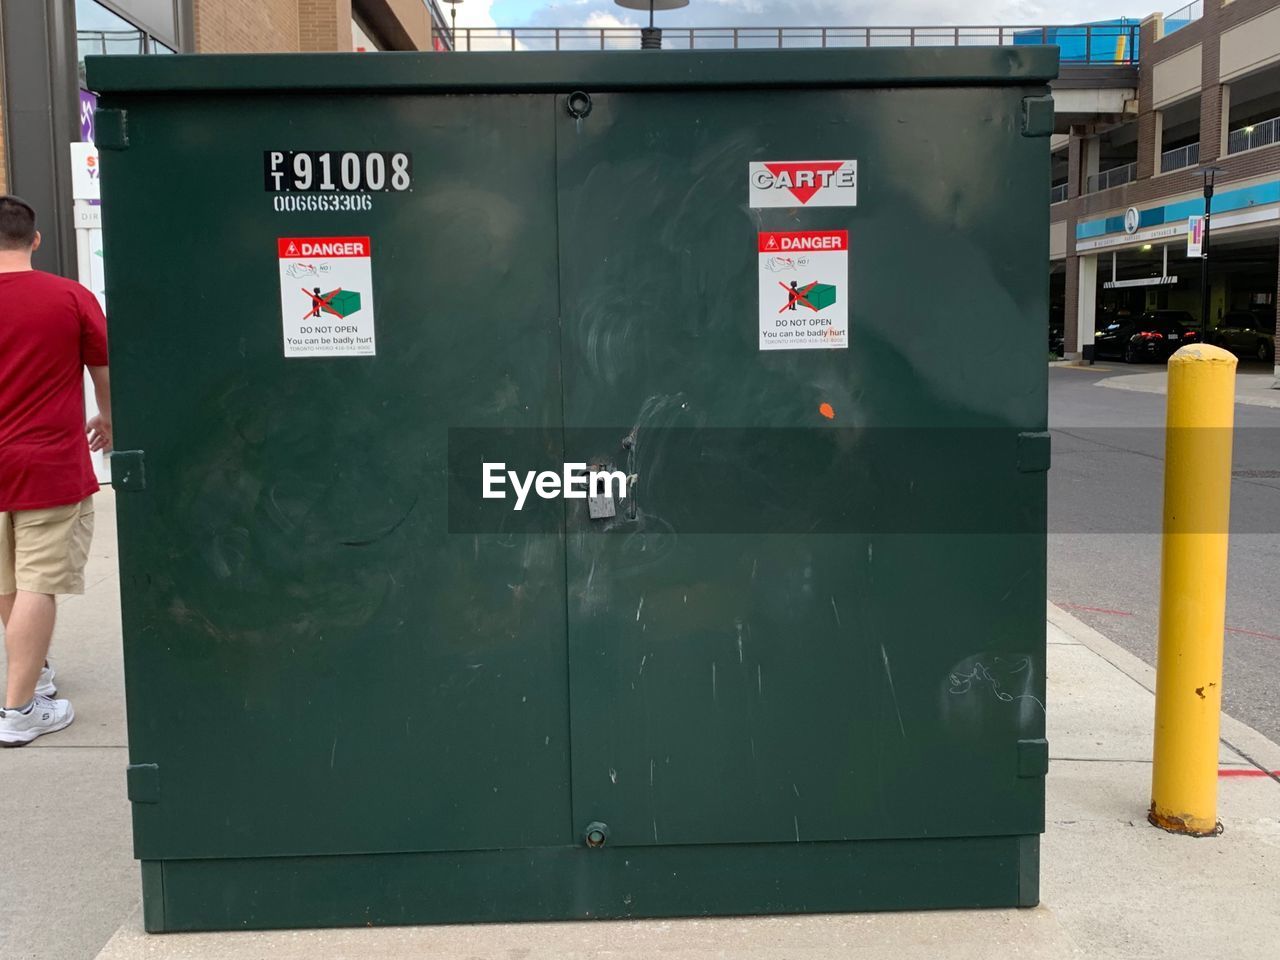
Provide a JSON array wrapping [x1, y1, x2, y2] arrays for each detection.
[[1093, 311, 1195, 363], [1211, 310, 1275, 362]]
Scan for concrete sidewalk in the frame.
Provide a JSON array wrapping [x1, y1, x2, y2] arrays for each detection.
[[0, 490, 136, 960], [1097, 368, 1280, 408], [3, 491, 1278, 959]]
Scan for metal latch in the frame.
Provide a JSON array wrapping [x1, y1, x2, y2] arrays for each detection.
[[587, 463, 617, 520], [111, 450, 146, 491], [1017, 432, 1051, 473], [1021, 96, 1054, 138], [1017, 739, 1050, 778], [95, 109, 129, 150], [127, 763, 160, 803]]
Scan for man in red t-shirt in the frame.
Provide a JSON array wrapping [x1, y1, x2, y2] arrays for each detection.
[[0, 196, 111, 746]]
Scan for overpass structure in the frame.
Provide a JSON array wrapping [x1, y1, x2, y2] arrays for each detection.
[[456, 11, 1280, 381], [453, 23, 1140, 132]]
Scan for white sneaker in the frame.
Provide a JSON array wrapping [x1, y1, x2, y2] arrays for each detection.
[[0, 696, 75, 746], [36, 662, 57, 698]]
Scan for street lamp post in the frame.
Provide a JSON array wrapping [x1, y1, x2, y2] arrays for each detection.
[[614, 0, 690, 49], [444, 0, 463, 51], [1199, 166, 1223, 343]]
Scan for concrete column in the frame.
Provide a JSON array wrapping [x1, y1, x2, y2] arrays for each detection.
[[1201, 48, 1225, 163], [1138, 15, 1159, 180], [1066, 127, 1084, 200], [1141, 12, 1164, 45], [0, 0, 79, 277], [1082, 135, 1101, 194], [1219, 84, 1231, 160], [1076, 254, 1098, 361], [1140, 109, 1160, 180]]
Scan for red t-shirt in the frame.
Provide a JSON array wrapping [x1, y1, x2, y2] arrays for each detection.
[[0, 270, 109, 511]]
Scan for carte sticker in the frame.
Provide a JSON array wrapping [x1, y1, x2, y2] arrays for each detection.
[[277, 237, 376, 358], [758, 231, 849, 351], [749, 160, 857, 208]]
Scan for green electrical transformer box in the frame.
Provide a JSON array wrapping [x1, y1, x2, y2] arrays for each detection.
[[323, 288, 361, 318], [803, 282, 838, 312], [88, 47, 1056, 933]]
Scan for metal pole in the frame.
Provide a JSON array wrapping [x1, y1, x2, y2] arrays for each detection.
[[1150, 344, 1236, 836], [1200, 176, 1214, 341]]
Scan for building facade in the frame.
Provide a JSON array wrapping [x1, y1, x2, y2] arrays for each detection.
[[1052, 0, 1280, 381], [0, 0, 449, 278]]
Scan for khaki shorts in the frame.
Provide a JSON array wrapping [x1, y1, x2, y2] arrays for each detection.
[[0, 498, 95, 596]]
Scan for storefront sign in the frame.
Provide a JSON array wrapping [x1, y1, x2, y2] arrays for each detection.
[[79, 89, 97, 143]]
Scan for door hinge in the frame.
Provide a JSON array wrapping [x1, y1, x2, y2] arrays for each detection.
[[1017, 432, 1051, 473], [110, 450, 146, 491], [127, 763, 161, 803], [1017, 738, 1050, 778], [1021, 96, 1055, 138], [95, 109, 129, 150]]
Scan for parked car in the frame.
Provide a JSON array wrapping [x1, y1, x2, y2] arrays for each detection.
[[1211, 310, 1275, 362], [1093, 311, 1195, 363]]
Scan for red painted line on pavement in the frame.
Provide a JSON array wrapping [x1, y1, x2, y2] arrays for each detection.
[[1218, 769, 1280, 778], [1225, 626, 1280, 643], [1057, 604, 1278, 642], [1055, 602, 1134, 617]]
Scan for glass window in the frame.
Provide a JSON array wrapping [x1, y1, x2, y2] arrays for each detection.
[[76, 0, 169, 86]]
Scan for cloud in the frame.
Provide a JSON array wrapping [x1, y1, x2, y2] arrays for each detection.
[[453, 0, 499, 28], [583, 12, 641, 29]]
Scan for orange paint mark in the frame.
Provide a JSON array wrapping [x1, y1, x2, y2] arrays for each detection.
[[818, 403, 835, 420]]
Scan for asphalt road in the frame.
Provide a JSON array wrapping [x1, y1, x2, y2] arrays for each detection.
[[1048, 362, 1280, 744]]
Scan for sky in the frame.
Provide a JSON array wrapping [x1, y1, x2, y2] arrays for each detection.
[[449, 0, 1149, 33]]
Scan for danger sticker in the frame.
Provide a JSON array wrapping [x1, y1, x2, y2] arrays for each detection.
[[278, 236, 376, 358], [759, 231, 849, 351], [749, 160, 857, 208]]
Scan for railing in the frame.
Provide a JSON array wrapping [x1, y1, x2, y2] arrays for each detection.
[[1086, 162, 1136, 193], [1050, 183, 1069, 203], [77, 28, 149, 56], [453, 24, 1140, 63], [1160, 141, 1199, 173], [1163, 1, 1204, 38], [1227, 116, 1280, 155]]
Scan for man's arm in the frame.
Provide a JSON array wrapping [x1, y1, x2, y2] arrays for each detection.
[[86, 365, 112, 453]]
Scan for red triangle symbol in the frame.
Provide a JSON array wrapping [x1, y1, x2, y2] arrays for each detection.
[[763, 162, 845, 205], [286, 242, 298, 256]]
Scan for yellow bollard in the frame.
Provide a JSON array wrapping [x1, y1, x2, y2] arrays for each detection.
[[1149, 343, 1237, 836]]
